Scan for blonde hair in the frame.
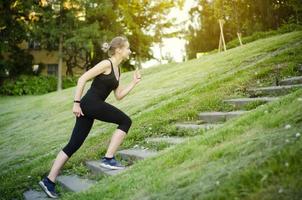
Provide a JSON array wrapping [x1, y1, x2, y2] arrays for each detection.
[[102, 36, 128, 57]]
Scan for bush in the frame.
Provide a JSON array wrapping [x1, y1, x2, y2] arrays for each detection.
[[0, 75, 79, 96], [62, 76, 78, 89]]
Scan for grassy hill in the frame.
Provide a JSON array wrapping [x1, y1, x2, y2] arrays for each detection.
[[0, 31, 302, 200]]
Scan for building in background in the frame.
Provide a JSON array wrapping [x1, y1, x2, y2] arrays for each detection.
[[17, 40, 85, 77]]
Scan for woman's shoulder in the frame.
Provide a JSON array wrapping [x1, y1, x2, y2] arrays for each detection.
[[95, 59, 112, 71], [97, 59, 111, 68], [89, 59, 111, 77]]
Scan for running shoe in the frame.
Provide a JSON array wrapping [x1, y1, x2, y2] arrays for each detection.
[[100, 156, 125, 170], [39, 177, 59, 199]]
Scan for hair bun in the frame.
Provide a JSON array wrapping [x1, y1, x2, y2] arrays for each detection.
[[102, 42, 110, 52]]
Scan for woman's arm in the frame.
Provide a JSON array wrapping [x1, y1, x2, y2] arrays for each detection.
[[73, 60, 111, 117], [114, 82, 136, 101], [114, 68, 141, 101], [74, 60, 110, 100]]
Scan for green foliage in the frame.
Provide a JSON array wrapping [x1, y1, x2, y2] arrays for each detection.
[[62, 76, 78, 89], [186, 0, 302, 58], [227, 23, 302, 49], [0, 75, 78, 96], [0, 0, 34, 78], [31, 0, 183, 74]]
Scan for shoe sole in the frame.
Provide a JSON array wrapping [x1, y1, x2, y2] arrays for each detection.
[[39, 181, 58, 199], [100, 162, 125, 170]]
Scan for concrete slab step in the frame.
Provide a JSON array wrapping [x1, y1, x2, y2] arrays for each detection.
[[280, 76, 302, 85], [175, 123, 222, 130], [298, 64, 302, 73], [198, 111, 248, 123], [117, 148, 158, 162], [145, 136, 187, 145], [85, 160, 126, 176], [23, 190, 48, 200], [56, 175, 96, 193], [223, 97, 279, 108], [247, 84, 302, 96]]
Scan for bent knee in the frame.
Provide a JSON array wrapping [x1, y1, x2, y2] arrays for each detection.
[[118, 115, 132, 133], [124, 115, 132, 127], [122, 115, 132, 129]]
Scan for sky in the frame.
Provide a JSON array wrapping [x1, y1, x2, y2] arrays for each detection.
[[141, 0, 198, 68]]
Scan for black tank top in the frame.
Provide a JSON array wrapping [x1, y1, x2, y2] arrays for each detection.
[[85, 59, 120, 101]]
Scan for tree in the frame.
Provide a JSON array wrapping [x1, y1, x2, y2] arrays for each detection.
[[185, 0, 302, 59], [0, 0, 35, 82], [116, 0, 183, 69], [4, 0, 184, 85]]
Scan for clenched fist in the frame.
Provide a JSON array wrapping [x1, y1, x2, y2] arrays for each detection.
[[133, 68, 142, 84]]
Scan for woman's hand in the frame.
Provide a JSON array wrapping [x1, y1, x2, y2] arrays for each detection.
[[73, 103, 84, 117], [132, 68, 142, 85]]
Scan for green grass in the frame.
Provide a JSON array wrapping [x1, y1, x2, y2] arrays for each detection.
[[0, 31, 302, 200]]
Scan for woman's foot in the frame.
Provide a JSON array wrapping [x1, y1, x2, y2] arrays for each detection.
[[39, 177, 59, 199], [100, 156, 125, 170]]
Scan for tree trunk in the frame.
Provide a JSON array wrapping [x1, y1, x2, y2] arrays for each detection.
[[57, 34, 63, 91]]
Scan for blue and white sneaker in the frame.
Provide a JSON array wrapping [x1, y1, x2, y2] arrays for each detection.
[[39, 177, 59, 199], [100, 156, 125, 170]]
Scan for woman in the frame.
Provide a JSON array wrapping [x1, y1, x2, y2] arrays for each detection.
[[39, 36, 141, 198]]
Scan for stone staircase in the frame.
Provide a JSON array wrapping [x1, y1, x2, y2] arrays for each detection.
[[56, 175, 96, 193], [23, 135, 187, 199], [23, 72, 302, 199], [247, 84, 302, 96], [145, 136, 188, 145], [223, 97, 279, 109], [175, 122, 222, 131], [198, 111, 249, 123], [172, 74, 302, 134], [279, 76, 302, 85]]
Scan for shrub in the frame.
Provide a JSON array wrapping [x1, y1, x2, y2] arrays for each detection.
[[0, 75, 79, 96]]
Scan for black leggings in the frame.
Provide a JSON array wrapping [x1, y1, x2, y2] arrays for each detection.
[[62, 100, 132, 158]]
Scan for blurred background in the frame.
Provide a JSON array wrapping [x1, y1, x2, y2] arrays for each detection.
[[0, 0, 301, 94]]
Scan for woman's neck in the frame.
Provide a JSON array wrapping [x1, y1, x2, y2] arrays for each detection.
[[110, 56, 123, 67]]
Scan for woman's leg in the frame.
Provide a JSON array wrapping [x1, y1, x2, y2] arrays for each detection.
[[88, 101, 132, 157], [47, 150, 69, 182], [47, 115, 94, 182], [105, 129, 127, 158]]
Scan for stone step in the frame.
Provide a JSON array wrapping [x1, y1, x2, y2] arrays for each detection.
[[279, 76, 302, 85], [198, 111, 248, 123], [85, 160, 126, 176], [117, 148, 158, 162], [223, 97, 279, 108], [298, 64, 302, 73], [23, 190, 48, 200], [56, 175, 96, 193], [174, 123, 222, 130], [145, 136, 187, 145], [247, 84, 302, 96]]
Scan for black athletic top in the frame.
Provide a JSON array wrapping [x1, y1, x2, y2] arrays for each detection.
[[85, 59, 120, 101]]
